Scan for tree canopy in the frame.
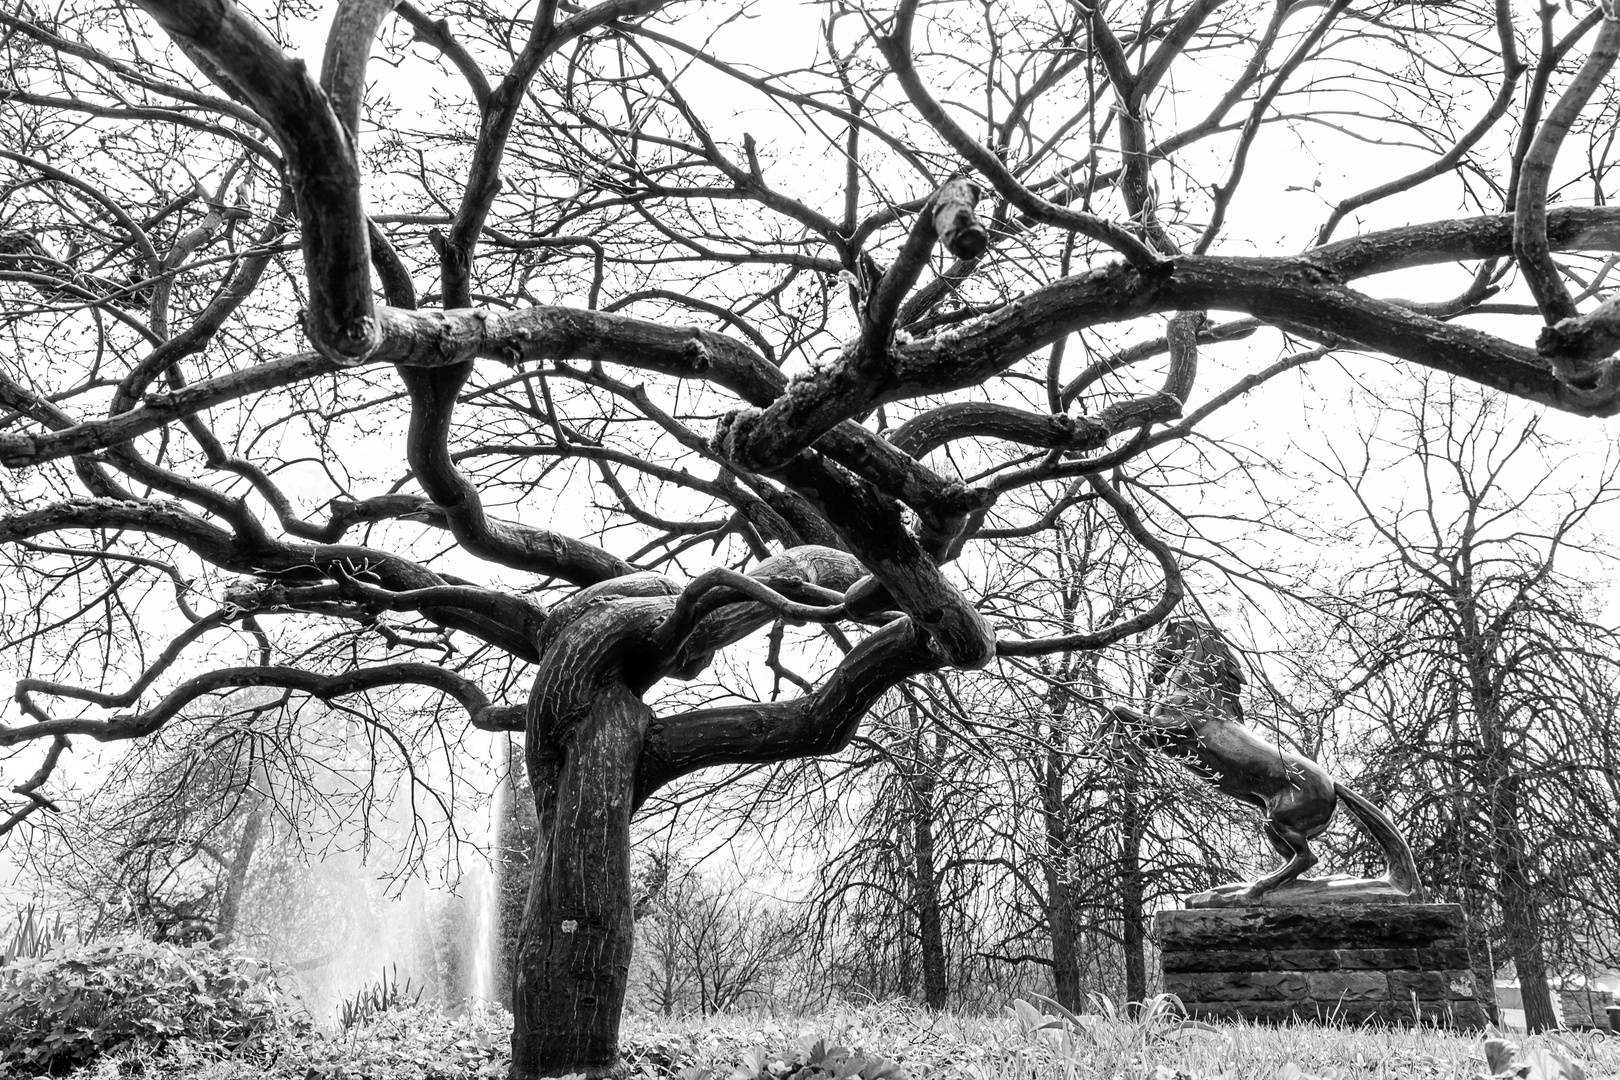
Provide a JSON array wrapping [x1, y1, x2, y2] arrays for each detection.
[[4, 0, 1620, 1074]]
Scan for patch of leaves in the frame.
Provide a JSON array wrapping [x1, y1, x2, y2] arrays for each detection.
[[0, 935, 303, 1076], [336, 967, 425, 1033]]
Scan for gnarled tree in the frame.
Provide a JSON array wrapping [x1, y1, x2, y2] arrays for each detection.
[[3, 0, 1620, 1075]]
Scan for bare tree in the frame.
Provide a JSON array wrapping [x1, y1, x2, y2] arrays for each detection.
[[1317, 377, 1620, 1032], [3, 0, 1620, 1074], [808, 688, 999, 1008], [628, 857, 803, 1016]]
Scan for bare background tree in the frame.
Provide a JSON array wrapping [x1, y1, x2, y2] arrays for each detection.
[[4, 0, 1620, 1073], [1303, 377, 1620, 1031]]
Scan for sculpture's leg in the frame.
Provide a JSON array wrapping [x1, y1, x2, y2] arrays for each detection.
[[1240, 821, 1318, 900], [1106, 704, 1193, 756], [1262, 820, 1295, 862]]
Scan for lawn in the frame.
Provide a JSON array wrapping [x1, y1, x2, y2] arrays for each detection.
[[43, 998, 1620, 1080]]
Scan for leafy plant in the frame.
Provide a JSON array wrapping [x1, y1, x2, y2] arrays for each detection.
[[1005, 992, 1226, 1079], [674, 1035, 910, 1080], [1, 902, 76, 967], [337, 963, 426, 1032], [781, 1036, 909, 1079], [0, 933, 303, 1074], [1480, 1036, 1588, 1080]]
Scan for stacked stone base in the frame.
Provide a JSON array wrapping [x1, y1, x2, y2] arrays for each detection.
[[1157, 904, 1487, 1029]]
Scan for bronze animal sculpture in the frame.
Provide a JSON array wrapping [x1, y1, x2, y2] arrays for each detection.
[[1107, 618, 1424, 907]]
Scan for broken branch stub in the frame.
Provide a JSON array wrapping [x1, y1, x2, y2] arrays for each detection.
[[932, 178, 988, 259]]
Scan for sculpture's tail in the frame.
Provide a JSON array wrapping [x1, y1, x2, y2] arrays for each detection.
[[1335, 782, 1424, 900]]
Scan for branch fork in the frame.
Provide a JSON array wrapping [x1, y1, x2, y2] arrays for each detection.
[[719, 178, 990, 475]]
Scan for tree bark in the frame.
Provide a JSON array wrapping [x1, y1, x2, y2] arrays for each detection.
[[1497, 783, 1559, 1032], [1462, 595, 1557, 1033], [910, 720, 948, 1009], [1119, 758, 1148, 1012], [498, 736, 535, 1011], [507, 557, 909, 1076], [1040, 743, 1084, 1011], [511, 684, 644, 1078], [214, 787, 266, 947], [913, 813, 947, 1008]]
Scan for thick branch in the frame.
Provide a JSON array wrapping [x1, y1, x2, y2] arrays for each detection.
[[996, 474, 1185, 656], [4, 204, 1620, 568], [0, 498, 539, 657], [1540, 292, 1620, 367], [324, 567, 548, 645], [879, 255, 1620, 416], [1515, 15, 1620, 327], [1311, 206, 1620, 280], [2, 663, 522, 745], [863, 178, 988, 362], [637, 618, 937, 804], [1516, 13, 1620, 389], [394, 2, 491, 107], [321, 0, 397, 140], [775, 453, 995, 669], [11, 208, 1620, 478], [653, 546, 868, 670], [891, 396, 1181, 460], [397, 363, 635, 585], [717, 178, 986, 474], [132, 0, 376, 361]]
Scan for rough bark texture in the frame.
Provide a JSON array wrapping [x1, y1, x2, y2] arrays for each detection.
[[512, 685, 642, 1078], [1040, 740, 1084, 1012], [913, 792, 948, 1009], [511, 588, 664, 1077], [1119, 760, 1149, 1010], [908, 719, 949, 1009], [503, 569, 934, 1075], [1458, 595, 1558, 1033]]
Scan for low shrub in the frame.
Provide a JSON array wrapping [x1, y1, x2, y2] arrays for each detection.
[[337, 964, 426, 1032], [0, 934, 306, 1075]]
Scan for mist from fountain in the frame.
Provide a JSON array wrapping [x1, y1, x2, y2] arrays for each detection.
[[466, 756, 507, 1005]]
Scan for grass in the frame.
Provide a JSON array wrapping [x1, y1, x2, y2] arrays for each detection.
[[618, 998, 1620, 1079], [54, 997, 1620, 1079]]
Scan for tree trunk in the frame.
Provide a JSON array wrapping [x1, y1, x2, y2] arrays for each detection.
[[1512, 927, 1559, 1033], [1497, 794, 1558, 1032], [511, 684, 644, 1079], [1459, 598, 1556, 1033], [1040, 745, 1084, 1010], [913, 784, 948, 1008], [1119, 758, 1148, 1012], [1465, 633, 1556, 1033], [498, 736, 536, 1011], [907, 712, 948, 1009], [215, 786, 266, 947]]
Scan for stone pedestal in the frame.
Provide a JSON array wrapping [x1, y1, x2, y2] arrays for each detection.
[[1156, 904, 1487, 1028]]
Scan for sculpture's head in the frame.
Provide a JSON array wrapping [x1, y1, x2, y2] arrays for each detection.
[[1148, 618, 1245, 704]]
